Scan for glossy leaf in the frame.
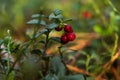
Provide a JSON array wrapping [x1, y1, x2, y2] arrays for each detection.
[[27, 19, 46, 25], [50, 56, 66, 78], [45, 74, 59, 80], [63, 19, 72, 22], [54, 9, 62, 15], [49, 13, 63, 20], [50, 37, 61, 43], [27, 19, 39, 24], [54, 14, 63, 19], [49, 13, 55, 20], [40, 20, 46, 25], [31, 14, 45, 18], [34, 29, 47, 39], [46, 23, 59, 29], [31, 14, 40, 18]]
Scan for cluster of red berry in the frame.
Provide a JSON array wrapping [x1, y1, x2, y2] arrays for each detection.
[[55, 24, 76, 44]]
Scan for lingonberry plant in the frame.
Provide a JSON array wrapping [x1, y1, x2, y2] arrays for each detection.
[[0, 9, 85, 80]]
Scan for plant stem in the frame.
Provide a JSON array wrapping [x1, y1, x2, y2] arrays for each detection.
[[7, 30, 11, 75], [86, 55, 90, 72], [7, 51, 22, 75], [43, 29, 50, 55], [42, 29, 50, 76], [112, 33, 118, 57]]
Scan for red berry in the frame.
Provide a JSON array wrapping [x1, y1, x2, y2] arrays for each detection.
[[64, 24, 73, 33], [55, 26, 63, 31], [83, 11, 92, 19], [61, 34, 68, 44], [67, 33, 76, 41]]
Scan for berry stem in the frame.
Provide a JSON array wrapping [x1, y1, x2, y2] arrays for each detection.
[[6, 30, 11, 77], [43, 29, 50, 55], [42, 29, 51, 76]]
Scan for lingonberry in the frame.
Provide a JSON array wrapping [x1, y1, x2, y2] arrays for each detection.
[[64, 24, 73, 33], [67, 33, 76, 41], [83, 11, 92, 19], [61, 34, 68, 44], [55, 26, 63, 31]]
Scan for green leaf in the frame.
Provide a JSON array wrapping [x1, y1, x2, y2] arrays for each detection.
[[63, 19, 72, 22], [49, 13, 63, 20], [50, 56, 66, 78], [31, 14, 40, 18], [34, 29, 47, 39], [45, 74, 59, 80], [54, 9, 62, 15], [54, 14, 63, 19], [27, 19, 46, 25], [49, 13, 55, 20], [40, 20, 46, 25], [46, 23, 59, 29], [64, 74, 85, 80], [50, 37, 61, 43], [27, 19, 39, 24], [31, 14, 45, 18]]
